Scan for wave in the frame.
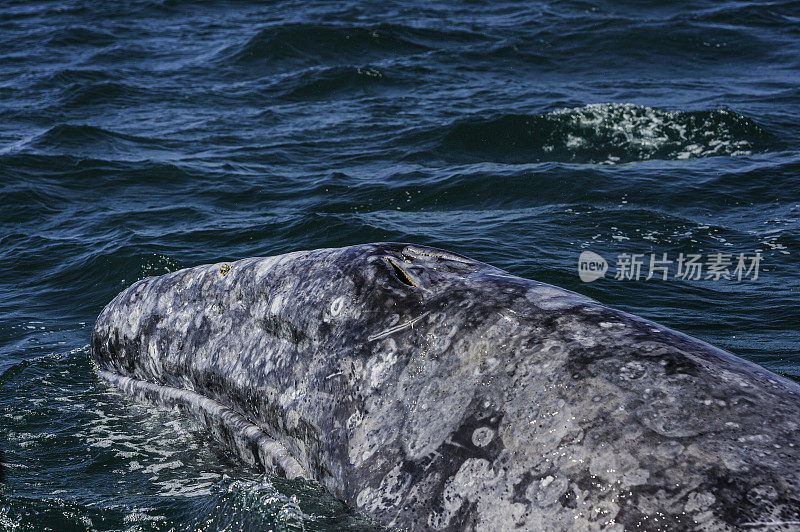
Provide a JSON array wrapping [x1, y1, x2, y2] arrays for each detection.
[[57, 81, 141, 107], [436, 104, 776, 164], [682, 0, 800, 28], [558, 23, 767, 65], [219, 23, 480, 66], [45, 26, 116, 46], [278, 66, 390, 100], [186, 476, 384, 531], [41, 67, 111, 86], [222, 24, 425, 65], [22, 124, 179, 159], [185, 478, 309, 531]]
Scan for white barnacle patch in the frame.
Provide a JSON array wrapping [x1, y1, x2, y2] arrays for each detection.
[[278, 386, 302, 408], [429, 458, 519, 530], [618, 361, 646, 381], [369, 464, 412, 510], [269, 295, 283, 314], [348, 397, 401, 467], [427, 324, 458, 357], [570, 329, 598, 348], [588, 445, 649, 489], [323, 296, 348, 323], [453, 458, 491, 494], [252, 256, 280, 283], [368, 339, 398, 389], [270, 295, 284, 315], [285, 409, 300, 431], [526, 474, 569, 507], [401, 364, 477, 459], [525, 285, 595, 311], [635, 397, 705, 438], [356, 486, 376, 509], [330, 296, 345, 317], [472, 427, 494, 447], [434, 459, 489, 522], [346, 409, 363, 431]]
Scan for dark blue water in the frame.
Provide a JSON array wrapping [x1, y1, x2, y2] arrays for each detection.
[[1, 0, 799, 529]]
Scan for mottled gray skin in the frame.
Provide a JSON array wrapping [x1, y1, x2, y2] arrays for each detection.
[[92, 243, 800, 531]]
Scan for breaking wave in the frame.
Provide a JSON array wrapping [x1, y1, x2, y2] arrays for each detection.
[[439, 104, 775, 164]]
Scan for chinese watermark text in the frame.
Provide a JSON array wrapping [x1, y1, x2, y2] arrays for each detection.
[[578, 251, 761, 283]]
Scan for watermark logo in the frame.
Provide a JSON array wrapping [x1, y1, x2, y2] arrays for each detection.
[[578, 251, 762, 282], [578, 251, 609, 282]]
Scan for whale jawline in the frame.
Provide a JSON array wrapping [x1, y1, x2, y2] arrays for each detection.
[[97, 369, 309, 480]]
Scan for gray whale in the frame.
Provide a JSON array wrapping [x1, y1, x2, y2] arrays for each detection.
[[92, 243, 800, 531]]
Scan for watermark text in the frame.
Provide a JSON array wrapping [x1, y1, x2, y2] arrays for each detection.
[[578, 251, 761, 282]]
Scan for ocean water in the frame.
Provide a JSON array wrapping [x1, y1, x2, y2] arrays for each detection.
[[1, 0, 799, 529]]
